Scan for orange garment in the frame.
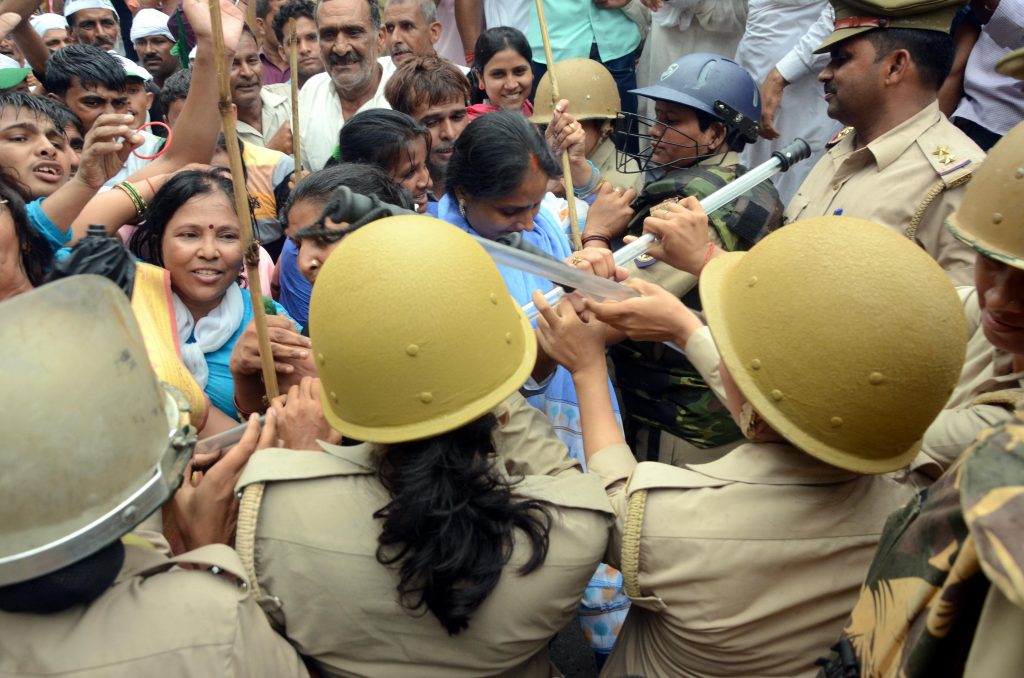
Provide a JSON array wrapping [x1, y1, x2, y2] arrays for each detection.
[[130, 262, 209, 429]]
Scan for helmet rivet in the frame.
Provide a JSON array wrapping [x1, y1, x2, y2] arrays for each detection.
[[317, 352, 325, 366], [748, 276, 758, 287], [1015, 168, 1024, 179], [585, 94, 591, 100], [419, 392, 433, 404], [329, 391, 338, 403], [770, 389, 784, 401], [992, 212, 1004, 224], [490, 293, 499, 305], [830, 416, 843, 428], [505, 332, 512, 344], [122, 506, 137, 523], [405, 344, 420, 356], [869, 372, 885, 385], [751, 358, 761, 370]]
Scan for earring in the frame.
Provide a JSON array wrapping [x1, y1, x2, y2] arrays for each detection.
[[458, 198, 467, 217]]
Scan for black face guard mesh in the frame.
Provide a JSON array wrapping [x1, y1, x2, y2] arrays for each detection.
[[612, 110, 724, 174]]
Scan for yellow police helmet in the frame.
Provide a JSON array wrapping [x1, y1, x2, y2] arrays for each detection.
[[0, 276, 194, 586], [309, 215, 536, 443], [996, 46, 1024, 79], [947, 121, 1024, 269], [700, 217, 967, 474], [530, 58, 620, 125]]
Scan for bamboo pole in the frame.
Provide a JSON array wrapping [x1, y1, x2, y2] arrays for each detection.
[[533, 0, 582, 251], [288, 18, 302, 184], [209, 0, 280, 400]]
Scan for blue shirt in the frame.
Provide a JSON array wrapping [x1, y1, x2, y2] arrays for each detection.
[[527, 1, 640, 64], [189, 291, 292, 420], [26, 198, 71, 254]]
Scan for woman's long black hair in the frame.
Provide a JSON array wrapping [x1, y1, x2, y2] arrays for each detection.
[[374, 413, 553, 635], [0, 176, 52, 288], [127, 167, 236, 265], [337, 109, 432, 177], [445, 111, 560, 202]]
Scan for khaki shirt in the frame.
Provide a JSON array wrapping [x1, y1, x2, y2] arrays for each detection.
[[237, 84, 293, 148], [918, 288, 1024, 472], [588, 442, 919, 678], [785, 101, 984, 286], [235, 395, 613, 678], [0, 542, 307, 677]]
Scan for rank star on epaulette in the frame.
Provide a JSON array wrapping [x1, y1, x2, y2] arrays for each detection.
[[933, 145, 956, 165]]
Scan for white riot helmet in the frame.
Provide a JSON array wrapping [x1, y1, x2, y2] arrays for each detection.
[[0, 276, 196, 587]]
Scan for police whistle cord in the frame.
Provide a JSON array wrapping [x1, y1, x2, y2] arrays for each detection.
[[612, 137, 812, 267]]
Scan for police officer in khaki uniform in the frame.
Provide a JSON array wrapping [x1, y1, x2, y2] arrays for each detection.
[[816, 48, 1024, 677], [786, 0, 985, 285], [535, 215, 969, 676], [234, 216, 614, 677], [0, 277, 308, 677]]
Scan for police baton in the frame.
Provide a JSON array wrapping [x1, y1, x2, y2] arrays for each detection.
[[612, 137, 812, 267]]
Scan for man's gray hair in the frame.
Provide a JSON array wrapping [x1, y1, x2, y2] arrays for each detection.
[[387, 0, 435, 24]]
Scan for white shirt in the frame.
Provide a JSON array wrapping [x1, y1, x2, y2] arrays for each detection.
[[104, 131, 164, 187], [734, 1, 841, 205], [484, 0, 530, 34], [952, 0, 1024, 136], [298, 57, 393, 171]]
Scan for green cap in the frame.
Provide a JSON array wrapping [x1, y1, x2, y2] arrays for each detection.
[[996, 47, 1024, 80], [814, 0, 965, 54], [0, 67, 32, 91]]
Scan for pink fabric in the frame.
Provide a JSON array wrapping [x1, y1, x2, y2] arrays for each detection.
[[466, 99, 534, 121]]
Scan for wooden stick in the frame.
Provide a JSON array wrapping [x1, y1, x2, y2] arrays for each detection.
[[287, 18, 302, 183], [209, 0, 280, 400], [533, 0, 582, 251]]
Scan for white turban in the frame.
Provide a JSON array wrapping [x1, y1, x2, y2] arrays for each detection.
[[30, 13, 69, 37], [64, 0, 116, 18], [129, 9, 174, 43]]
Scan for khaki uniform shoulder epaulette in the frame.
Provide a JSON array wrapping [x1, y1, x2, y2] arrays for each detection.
[[620, 461, 734, 600], [825, 126, 854, 149], [904, 123, 984, 240], [916, 122, 984, 189]]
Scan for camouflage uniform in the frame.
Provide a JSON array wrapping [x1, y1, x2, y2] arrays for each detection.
[[610, 151, 784, 455], [818, 413, 1024, 678]]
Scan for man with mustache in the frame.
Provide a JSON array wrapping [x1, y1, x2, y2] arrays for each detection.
[[64, 0, 121, 52], [298, 0, 394, 170], [785, 0, 985, 286], [130, 8, 179, 88], [381, 0, 470, 88], [385, 54, 470, 202], [231, 24, 292, 151]]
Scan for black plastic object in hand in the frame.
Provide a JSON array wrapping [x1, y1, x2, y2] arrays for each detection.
[[47, 225, 136, 298]]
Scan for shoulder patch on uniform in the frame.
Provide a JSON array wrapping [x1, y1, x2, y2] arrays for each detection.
[[826, 126, 854, 149], [917, 121, 983, 188]]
